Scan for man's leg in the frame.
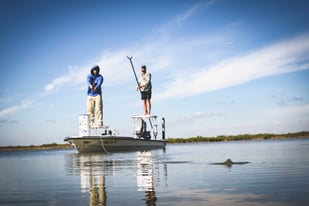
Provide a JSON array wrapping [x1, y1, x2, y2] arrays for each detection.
[[87, 96, 95, 126], [143, 99, 148, 115], [146, 98, 151, 115], [95, 95, 103, 127]]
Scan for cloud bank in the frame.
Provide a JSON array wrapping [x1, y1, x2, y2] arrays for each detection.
[[155, 34, 309, 101], [43, 33, 309, 103]]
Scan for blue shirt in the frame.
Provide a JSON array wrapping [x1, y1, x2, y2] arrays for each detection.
[[87, 73, 104, 96]]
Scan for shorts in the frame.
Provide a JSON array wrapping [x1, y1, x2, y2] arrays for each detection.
[[141, 91, 151, 100]]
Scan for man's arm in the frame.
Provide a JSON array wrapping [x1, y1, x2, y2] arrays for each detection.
[[95, 75, 104, 89]]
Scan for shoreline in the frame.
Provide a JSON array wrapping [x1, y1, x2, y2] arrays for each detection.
[[1, 131, 308, 152], [0, 143, 73, 152], [167, 131, 309, 144]]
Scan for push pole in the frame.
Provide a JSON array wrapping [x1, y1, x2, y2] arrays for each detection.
[[127, 56, 141, 93]]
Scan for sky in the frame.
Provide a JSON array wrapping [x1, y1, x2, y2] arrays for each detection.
[[0, 0, 309, 146]]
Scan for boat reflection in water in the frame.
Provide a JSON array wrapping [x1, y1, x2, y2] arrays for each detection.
[[136, 151, 158, 205], [65, 150, 167, 206]]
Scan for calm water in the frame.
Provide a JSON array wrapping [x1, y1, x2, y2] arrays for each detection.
[[1, 139, 309, 206]]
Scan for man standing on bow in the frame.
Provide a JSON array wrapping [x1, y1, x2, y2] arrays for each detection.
[[87, 65, 104, 127]]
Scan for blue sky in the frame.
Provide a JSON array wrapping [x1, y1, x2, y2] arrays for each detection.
[[1, 0, 309, 146]]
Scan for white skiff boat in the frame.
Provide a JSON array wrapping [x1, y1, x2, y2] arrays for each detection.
[[64, 114, 166, 153]]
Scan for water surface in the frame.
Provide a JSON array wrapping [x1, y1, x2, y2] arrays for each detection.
[[1, 139, 309, 205]]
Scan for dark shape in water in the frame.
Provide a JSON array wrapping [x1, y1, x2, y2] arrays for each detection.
[[211, 158, 249, 167]]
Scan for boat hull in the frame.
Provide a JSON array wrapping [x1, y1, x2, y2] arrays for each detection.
[[64, 136, 166, 153]]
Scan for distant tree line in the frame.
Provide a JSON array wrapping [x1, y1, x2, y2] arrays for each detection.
[[166, 131, 309, 144], [0, 143, 72, 151]]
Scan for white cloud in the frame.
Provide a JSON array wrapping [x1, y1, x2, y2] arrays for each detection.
[[43, 45, 173, 92], [175, 1, 210, 22], [159, 0, 217, 34], [44, 65, 88, 92], [0, 101, 33, 117], [43, 33, 309, 103], [0, 105, 19, 117], [178, 111, 222, 121], [155, 35, 309, 101]]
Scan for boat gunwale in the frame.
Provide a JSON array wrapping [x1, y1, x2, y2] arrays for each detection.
[[64, 136, 166, 142]]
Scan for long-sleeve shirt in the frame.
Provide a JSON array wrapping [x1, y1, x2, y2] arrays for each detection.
[[138, 72, 152, 92], [87, 74, 104, 96]]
